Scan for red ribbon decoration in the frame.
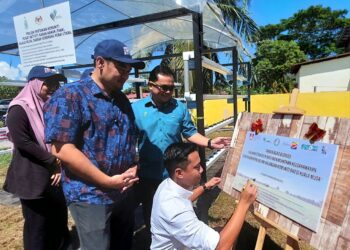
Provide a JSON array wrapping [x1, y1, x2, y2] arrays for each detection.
[[251, 119, 263, 134], [304, 123, 326, 143]]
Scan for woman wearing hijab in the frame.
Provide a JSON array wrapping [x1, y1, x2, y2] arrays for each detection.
[[3, 66, 70, 250]]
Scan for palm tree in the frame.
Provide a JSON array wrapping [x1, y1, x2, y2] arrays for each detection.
[[144, 0, 260, 94], [212, 0, 260, 43]]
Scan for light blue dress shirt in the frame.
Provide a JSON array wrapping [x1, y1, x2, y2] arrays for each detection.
[[132, 96, 197, 180]]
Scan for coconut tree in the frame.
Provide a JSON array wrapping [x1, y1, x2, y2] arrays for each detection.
[[157, 0, 259, 94], [212, 0, 260, 43]]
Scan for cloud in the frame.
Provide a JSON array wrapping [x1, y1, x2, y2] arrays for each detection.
[[0, 61, 25, 80], [17, 64, 29, 79]]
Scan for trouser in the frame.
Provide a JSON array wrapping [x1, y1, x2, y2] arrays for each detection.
[[134, 178, 162, 230], [20, 187, 70, 250], [134, 178, 162, 248], [69, 191, 136, 250]]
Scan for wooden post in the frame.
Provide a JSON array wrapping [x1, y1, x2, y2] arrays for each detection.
[[254, 226, 267, 250], [273, 88, 305, 115], [253, 212, 300, 250], [285, 236, 300, 250]]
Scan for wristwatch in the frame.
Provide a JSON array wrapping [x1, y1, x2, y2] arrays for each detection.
[[202, 183, 209, 191], [207, 138, 214, 149]]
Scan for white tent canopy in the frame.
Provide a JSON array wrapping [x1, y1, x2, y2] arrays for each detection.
[[0, 0, 249, 67]]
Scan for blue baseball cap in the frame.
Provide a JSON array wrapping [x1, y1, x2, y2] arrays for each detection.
[[92, 39, 145, 69], [27, 65, 66, 81]]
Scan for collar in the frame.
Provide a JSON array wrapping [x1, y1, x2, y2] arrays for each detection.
[[167, 178, 193, 199], [84, 77, 121, 100], [83, 77, 106, 96]]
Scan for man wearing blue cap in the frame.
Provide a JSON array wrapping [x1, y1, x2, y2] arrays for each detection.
[[44, 39, 145, 250]]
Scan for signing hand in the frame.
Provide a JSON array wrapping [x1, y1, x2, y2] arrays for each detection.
[[239, 180, 257, 206]]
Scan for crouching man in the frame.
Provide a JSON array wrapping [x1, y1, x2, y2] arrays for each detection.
[[151, 142, 257, 250]]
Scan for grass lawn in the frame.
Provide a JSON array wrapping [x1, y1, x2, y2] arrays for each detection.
[[0, 153, 11, 186], [209, 192, 315, 250], [0, 153, 23, 250]]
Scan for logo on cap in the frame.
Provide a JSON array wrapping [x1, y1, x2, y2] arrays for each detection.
[[44, 67, 54, 73], [123, 47, 130, 55]]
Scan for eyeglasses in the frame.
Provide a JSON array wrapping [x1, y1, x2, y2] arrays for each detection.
[[43, 83, 60, 94], [43, 79, 60, 94], [107, 59, 132, 74], [149, 81, 175, 92], [115, 61, 132, 74]]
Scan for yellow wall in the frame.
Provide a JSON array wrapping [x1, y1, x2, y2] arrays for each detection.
[[189, 98, 245, 127], [295, 92, 350, 117], [189, 91, 350, 127], [251, 91, 350, 117]]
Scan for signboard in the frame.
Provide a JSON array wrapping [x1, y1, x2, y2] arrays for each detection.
[[13, 2, 76, 70], [232, 132, 338, 232], [221, 113, 350, 249]]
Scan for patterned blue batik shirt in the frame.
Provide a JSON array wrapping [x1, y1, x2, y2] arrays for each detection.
[[44, 77, 137, 205], [132, 95, 197, 180]]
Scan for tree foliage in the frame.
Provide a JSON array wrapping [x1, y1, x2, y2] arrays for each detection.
[[151, 0, 260, 94], [0, 76, 21, 99], [253, 40, 306, 93], [212, 0, 260, 43], [260, 5, 350, 59]]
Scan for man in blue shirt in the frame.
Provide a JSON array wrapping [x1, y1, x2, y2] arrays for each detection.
[[132, 65, 230, 245], [44, 39, 145, 250]]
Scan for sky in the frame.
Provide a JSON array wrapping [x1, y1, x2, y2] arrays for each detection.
[[249, 0, 350, 26], [0, 0, 349, 80]]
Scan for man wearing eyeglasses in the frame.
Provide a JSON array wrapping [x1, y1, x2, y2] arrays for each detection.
[[132, 65, 230, 246], [44, 39, 145, 250]]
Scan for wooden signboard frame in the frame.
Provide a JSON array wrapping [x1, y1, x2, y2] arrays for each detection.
[[220, 112, 350, 249]]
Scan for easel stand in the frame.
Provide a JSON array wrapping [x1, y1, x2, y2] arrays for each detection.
[[273, 88, 305, 115], [253, 212, 300, 250], [265, 88, 304, 249], [223, 111, 350, 250]]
